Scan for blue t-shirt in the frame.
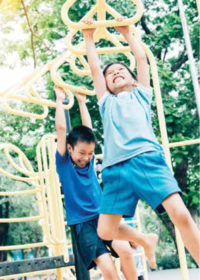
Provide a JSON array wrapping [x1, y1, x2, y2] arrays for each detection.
[[98, 84, 163, 169], [56, 151, 102, 226]]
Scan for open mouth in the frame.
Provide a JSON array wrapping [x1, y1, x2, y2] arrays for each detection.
[[113, 76, 124, 83], [78, 160, 88, 167]]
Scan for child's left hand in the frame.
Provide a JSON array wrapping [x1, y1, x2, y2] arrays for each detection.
[[54, 86, 66, 101], [75, 92, 86, 103], [81, 18, 96, 38], [115, 17, 130, 35]]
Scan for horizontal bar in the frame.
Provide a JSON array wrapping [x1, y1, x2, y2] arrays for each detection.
[[0, 242, 49, 251], [0, 255, 74, 276], [0, 268, 58, 279], [0, 216, 43, 223], [0, 189, 39, 196], [169, 139, 200, 148]]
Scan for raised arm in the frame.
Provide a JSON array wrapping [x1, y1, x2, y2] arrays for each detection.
[[82, 20, 107, 100], [55, 86, 67, 156], [75, 92, 93, 129], [116, 24, 150, 88]]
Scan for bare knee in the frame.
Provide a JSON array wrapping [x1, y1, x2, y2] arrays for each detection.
[[97, 224, 118, 240], [170, 208, 192, 227], [113, 241, 133, 260], [97, 214, 122, 240], [95, 255, 119, 279], [101, 265, 118, 279], [118, 247, 133, 260]]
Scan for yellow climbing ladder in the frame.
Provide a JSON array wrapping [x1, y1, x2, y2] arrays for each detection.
[[0, 0, 199, 279]]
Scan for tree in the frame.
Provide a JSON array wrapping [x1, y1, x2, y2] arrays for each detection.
[[0, 0, 199, 265]]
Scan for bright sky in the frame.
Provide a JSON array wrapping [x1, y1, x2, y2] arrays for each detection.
[[0, 23, 66, 93], [0, 16, 34, 92], [0, 66, 33, 92]]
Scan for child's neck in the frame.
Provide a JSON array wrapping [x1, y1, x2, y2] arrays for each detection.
[[114, 84, 135, 95]]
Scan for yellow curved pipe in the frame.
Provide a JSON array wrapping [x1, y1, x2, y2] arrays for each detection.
[[61, 0, 143, 29]]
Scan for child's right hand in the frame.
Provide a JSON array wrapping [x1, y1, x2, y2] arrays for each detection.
[[75, 92, 86, 104], [54, 86, 65, 102], [81, 18, 96, 37]]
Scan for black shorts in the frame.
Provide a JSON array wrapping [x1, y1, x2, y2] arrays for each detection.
[[72, 217, 118, 270]]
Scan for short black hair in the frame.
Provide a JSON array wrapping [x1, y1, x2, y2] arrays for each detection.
[[103, 62, 137, 81], [67, 125, 96, 149]]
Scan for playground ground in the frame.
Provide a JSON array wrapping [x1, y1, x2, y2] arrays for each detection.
[[148, 268, 200, 280], [26, 268, 200, 279]]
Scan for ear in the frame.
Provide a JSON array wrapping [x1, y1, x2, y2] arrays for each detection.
[[67, 144, 72, 153], [132, 80, 137, 87]]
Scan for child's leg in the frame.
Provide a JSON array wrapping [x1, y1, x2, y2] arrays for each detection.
[[94, 253, 120, 280], [98, 214, 158, 268], [111, 240, 137, 280], [162, 192, 200, 265]]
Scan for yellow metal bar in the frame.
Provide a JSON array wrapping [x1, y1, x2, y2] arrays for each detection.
[[4, 148, 36, 177], [0, 52, 75, 119], [37, 135, 69, 266], [61, 0, 143, 29], [36, 141, 54, 244], [0, 242, 49, 251], [0, 1, 195, 279], [0, 215, 44, 223], [1, 92, 69, 109], [66, 27, 137, 76], [0, 143, 40, 182], [175, 228, 190, 280], [50, 51, 94, 97], [196, 0, 200, 16], [0, 189, 39, 196], [66, 28, 131, 56], [169, 139, 200, 148], [146, 36, 190, 280]]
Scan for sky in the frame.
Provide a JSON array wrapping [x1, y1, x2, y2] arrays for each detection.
[[0, 24, 66, 93], [0, 66, 33, 92], [0, 15, 33, 92]]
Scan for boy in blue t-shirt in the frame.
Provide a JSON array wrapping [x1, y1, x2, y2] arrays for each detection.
[[55, 86, 158, 279]]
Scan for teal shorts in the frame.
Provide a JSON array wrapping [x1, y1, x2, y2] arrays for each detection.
[[100, 151, 181, 216]]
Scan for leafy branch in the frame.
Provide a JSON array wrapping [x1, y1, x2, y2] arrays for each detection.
[[20, 0, 54, 68]]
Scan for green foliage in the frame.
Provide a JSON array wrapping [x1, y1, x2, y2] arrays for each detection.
[[158, 254, 180, 269], [0, 0, 199, 264]]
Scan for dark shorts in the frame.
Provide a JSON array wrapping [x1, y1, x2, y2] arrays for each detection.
[[100, 150, 181, 217], [73, 217, 118, 270]]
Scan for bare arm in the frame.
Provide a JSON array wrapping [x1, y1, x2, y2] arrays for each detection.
[[116, 25, 150, 87], [82, 22, 107, 100], [55, 86, 67, 156], [75, 92, 93, 129]]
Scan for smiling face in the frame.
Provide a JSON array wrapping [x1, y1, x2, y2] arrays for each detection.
[[104, 63, 136, 94], [67, 141, 95, 168]]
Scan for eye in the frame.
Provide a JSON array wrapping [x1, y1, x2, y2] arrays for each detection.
[[107, 71, 112, 76]]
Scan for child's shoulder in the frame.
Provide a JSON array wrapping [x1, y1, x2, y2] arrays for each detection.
[[56, 149, 69, 164], [136, 83, 153, 95], [97, 91, 110, 106]]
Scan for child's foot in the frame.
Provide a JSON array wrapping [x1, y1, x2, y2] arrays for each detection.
[[143, 234, 158, 269]]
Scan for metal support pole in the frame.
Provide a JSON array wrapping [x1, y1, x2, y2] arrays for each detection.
[[63, 95, 72, 133], [178, 0, 200, 118]]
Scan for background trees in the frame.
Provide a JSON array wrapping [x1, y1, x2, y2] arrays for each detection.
[[0, 0, 199, 267]]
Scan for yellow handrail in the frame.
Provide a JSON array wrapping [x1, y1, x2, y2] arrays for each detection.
[[61, 0, 143, 29]]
